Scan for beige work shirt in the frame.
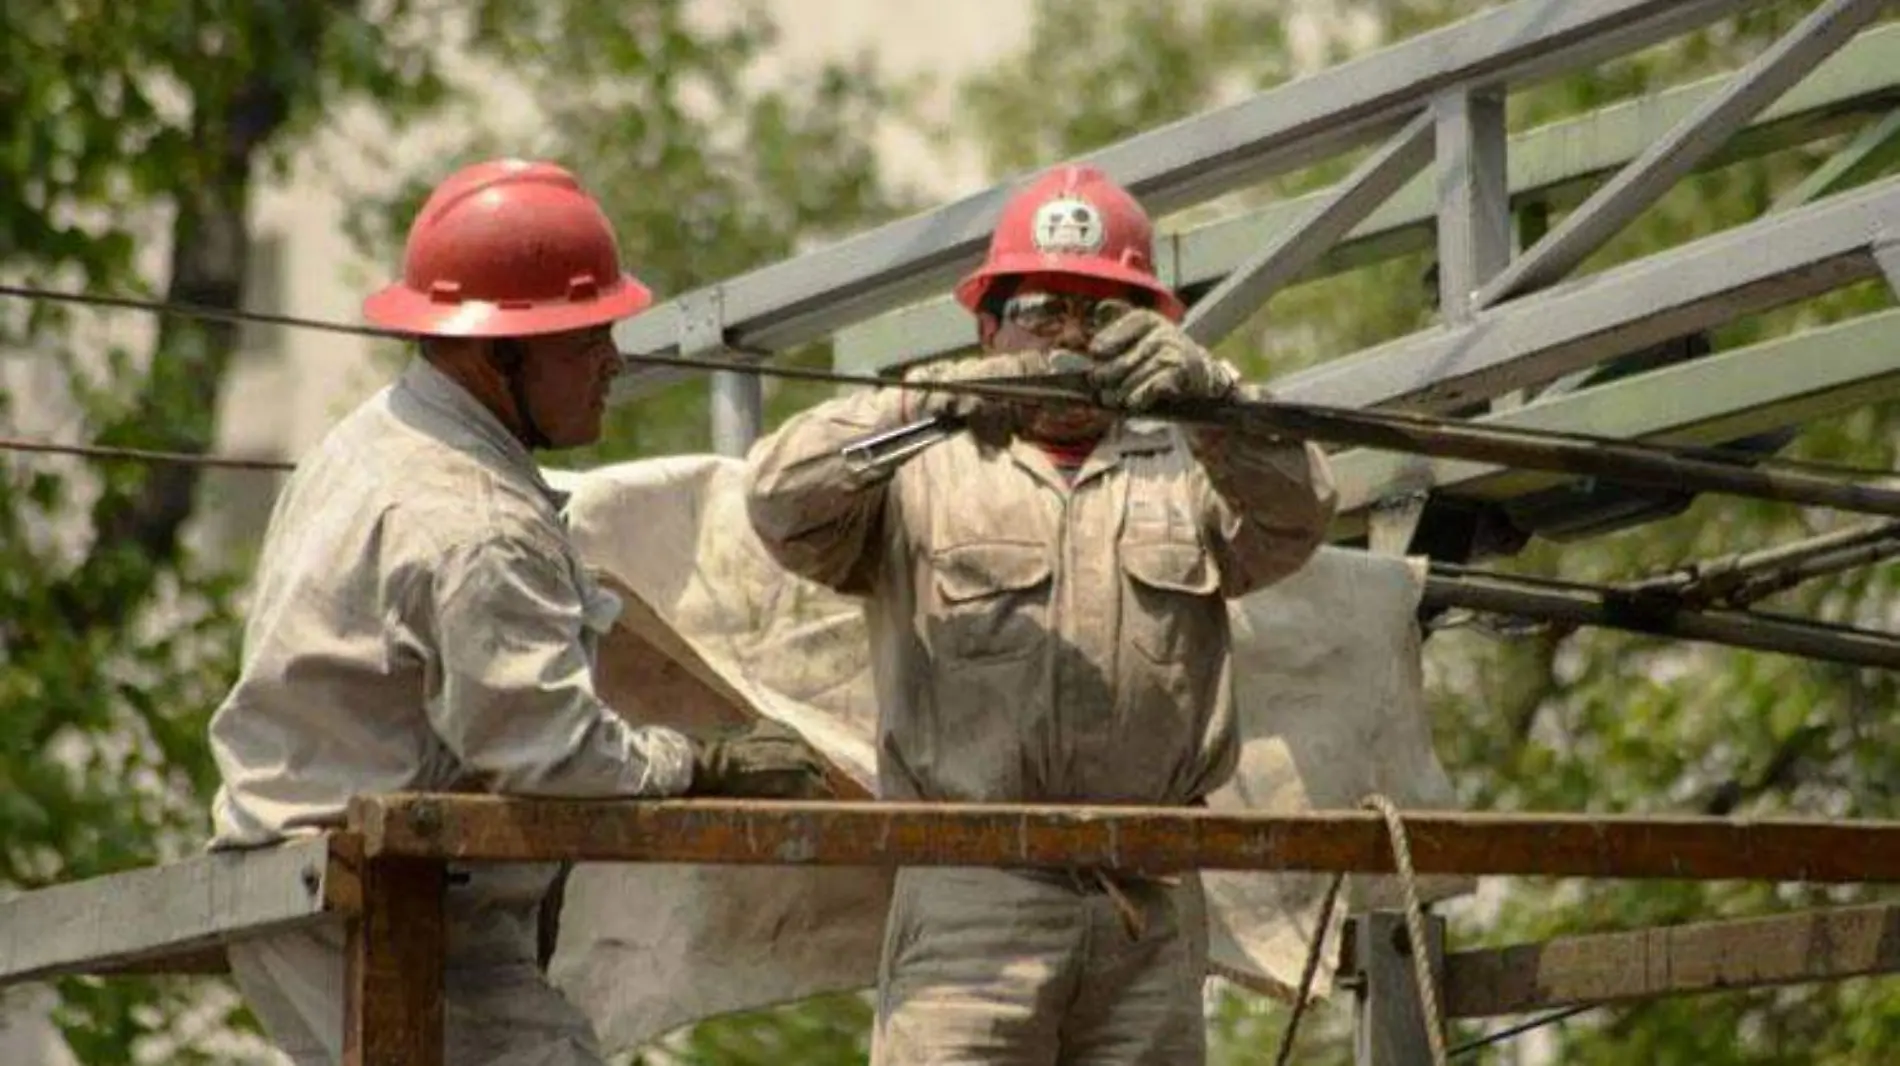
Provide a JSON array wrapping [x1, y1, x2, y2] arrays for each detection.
[[209, 359, 694, 849], [744, 373, 1337, 807]]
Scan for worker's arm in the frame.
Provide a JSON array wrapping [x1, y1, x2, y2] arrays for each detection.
[[744, 352, 1045, 593], [1087, 306, 1338, 597], [1189, 398, 1338, 598], [428, 534, 698, 797]]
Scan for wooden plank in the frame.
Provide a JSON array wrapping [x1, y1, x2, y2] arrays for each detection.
[[347, 795, 1900, 884], [1443, 901, 1900, 1018], [343, 855, 444, 1066], [0, 837, 334, 988]]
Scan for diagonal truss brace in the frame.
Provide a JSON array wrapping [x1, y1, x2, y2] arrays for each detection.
[[1183, 112, 1436, 348], [1478, 0, 1889, 308]]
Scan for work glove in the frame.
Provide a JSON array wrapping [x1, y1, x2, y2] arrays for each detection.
[[1086, 302, 1239, 413], [903, 350, 1062, 445], [689, 719, 834, 800]]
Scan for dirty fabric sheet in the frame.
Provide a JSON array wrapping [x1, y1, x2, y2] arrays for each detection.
[[543, 456, 1471, 1054]]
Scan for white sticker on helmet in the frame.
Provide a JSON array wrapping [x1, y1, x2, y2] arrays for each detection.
[[1030, 196, 1106, 255]]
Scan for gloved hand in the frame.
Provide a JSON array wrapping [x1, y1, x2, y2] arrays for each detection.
[[1086, 302, 1239, 413], [689, 719, 834, 799], [903, 350, 1058, 444]]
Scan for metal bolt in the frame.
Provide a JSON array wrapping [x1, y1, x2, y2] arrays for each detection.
[[410, 800, 443, 836], [1390, 923, 1415, 957]]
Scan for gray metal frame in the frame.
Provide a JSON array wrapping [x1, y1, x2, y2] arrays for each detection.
[[831, 22, 1900, 375], [612, 0, 1788, 410]]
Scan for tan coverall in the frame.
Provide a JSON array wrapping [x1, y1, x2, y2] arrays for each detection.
[[745, 372, 1337, 1065], [209, 358, 696, 1066]]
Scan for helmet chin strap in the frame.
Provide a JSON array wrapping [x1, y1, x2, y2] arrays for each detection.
[[492, 339, 552, 450]]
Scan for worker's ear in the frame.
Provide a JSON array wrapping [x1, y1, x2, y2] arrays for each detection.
[[976, 312, 1001, 352]]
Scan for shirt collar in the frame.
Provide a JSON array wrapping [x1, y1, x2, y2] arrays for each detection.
[[395, 357, 564, 508]]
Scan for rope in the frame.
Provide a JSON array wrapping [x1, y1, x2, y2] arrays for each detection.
[[1266, 795, 1450, 1066], [1269, 870, 1347, 1066], [1363, 793, 1451, 1066]]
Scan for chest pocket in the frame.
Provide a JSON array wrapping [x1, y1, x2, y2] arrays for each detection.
[[1120, 539, 1222, 664], [930, 541, 1052, 662]]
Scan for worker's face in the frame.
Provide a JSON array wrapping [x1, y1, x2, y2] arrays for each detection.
[[978, 274, 1138, 442], [516, 325, 620, 449]]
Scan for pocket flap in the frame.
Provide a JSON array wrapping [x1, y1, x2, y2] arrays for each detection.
[[1122, 541, 1220, 596], [931, 542, 1052, 603]]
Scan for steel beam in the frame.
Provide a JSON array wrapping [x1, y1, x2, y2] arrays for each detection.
[[829, 22, 1900, 379], [0, 837, 335, 987], [1274, 178, 1900, 412], [1324, 306, 1900, 533], [1435, 88, 1513, 323], [611, 0, 1768, 400], [349, 794, 1900, 883], [1480, 0, 1889, 307], [1183, 112, 1435, 347]]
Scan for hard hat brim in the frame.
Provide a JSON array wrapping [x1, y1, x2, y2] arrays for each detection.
[[362, 273, 655, 339], [954, 252, 1186, 321]]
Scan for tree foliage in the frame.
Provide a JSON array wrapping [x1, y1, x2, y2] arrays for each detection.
[[0, 2, 910, 1062], [0, 4, 446, 1061]]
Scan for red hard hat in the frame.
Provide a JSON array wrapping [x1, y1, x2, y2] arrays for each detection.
[[955, 164, 1184, 321], [364, 159, 653, 338]]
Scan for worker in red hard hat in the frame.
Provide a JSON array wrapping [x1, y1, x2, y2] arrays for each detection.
[[208, 159, 829, 1066], [746, 164, 1337, 1065]]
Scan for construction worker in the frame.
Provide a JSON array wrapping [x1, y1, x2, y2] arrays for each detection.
[[207, 158, 830, 1066], [744, 164, 1338, 1065]]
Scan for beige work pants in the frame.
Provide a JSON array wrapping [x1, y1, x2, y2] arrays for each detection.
[[872, 866, 1208, 1066], [227, 863, 604, 1066]]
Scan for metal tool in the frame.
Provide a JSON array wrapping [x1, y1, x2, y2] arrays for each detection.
[[840, 353, 1098, 474]]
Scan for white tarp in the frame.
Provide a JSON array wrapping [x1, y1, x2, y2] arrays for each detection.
[[544, 455, 1471, 1054]]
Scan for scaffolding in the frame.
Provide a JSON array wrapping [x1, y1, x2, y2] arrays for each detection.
[[4, 0, 1900, 1063]]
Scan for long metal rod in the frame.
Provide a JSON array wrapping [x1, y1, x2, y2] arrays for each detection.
[[1478, 0, 1888, 307], [1206, 397, 1900, 518], [1326, 305, 1900, 527], [1182, 111, 1437, 347], [1629, 519, 1900, 607], [1423, 564, 1900, 669], [348, 794, 1900, 883]]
